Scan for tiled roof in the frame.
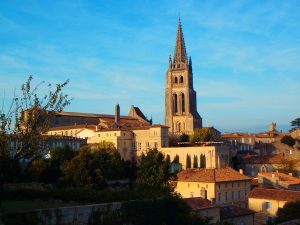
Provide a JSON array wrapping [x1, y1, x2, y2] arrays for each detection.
[[49, 124, 97, 131], [248, 188, 300, 201], [222, 133, 254, 138], [220, 205, 254, 219], [242, 154, 285, 164], [258, 172, 300, 185], [177, 167, 251, 183], [184, 197, 215, 210]]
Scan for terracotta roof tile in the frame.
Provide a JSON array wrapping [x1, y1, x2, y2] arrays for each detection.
[[184, 197, 215, 210], [248, 188, 300, 201], [220, 205, 254, 219], [258, 172, 300, 185], [177, 167, 251, 183]]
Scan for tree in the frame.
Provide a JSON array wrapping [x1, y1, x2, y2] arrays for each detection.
[[291, 118, 300, 129], [0, 76, 71, 206], [191, 128, 214, 145], [281, 135, 296, 147], [61, 142, 125, 188], [276, 201, 300, 223], [172, 155, 179, 163], [136, 149, 172, 191], [186, 154, 191, 169], [193, 155, 198, 168]]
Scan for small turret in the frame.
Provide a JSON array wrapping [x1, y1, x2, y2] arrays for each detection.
[[169, 55, 172, 69]]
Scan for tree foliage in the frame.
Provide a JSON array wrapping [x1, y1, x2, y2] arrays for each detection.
[[191, 128, 214, 145], [61, 142, 125, 189], [136, 149, 173, 191], [281, 135, 296, 147], [291, 118, 300, 128], [0, 76, 71, 180], [276, 201, 300, 223]]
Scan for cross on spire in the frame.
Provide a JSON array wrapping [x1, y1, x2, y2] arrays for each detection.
[[173, 17, 188, 65]]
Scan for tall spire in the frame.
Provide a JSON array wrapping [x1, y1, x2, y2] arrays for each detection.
[[173, 17, 188, 65]]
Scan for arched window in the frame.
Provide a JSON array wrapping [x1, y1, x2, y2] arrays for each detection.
[[181, 93, 185, 113], [174, 77, 178, 83], [178, 122, 181, 132], [173, 93, 178, 113], [180, 76, 183, 83]]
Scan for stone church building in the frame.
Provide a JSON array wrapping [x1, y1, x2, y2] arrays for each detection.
[[165, 19, 202, 134]]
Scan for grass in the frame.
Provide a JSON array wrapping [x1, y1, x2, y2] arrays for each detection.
[[0, 200, 76, 214]]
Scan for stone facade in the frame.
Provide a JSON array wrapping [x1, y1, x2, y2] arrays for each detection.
[[88, 125, 169, 161], [165, 19, 202, 135], [161, 145, 230, 169], [175, 167, 252, 208]]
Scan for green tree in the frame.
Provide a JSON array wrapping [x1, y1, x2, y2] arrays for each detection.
[[0, 76, 71, 206], [172, 155, 179, 163], [193, 155, 198, 168], [291, 118, 300, 128], [191, 128, 214, 145], [136, 149, 172, 191], [186, 154, 191, 169], [281, 135, 296, 147], [276, 201, 300, 223]]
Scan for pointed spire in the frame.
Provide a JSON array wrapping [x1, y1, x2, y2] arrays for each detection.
[[174, 17, 188, 65]]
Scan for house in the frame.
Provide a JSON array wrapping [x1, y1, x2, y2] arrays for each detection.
[[258, 172, 300, 190], [176, 167, 252, 207], [248, 188, 300, 223], [184, 198, 255, 225]]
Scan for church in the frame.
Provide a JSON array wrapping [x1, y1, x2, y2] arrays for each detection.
[[165, 18, 203, 135]]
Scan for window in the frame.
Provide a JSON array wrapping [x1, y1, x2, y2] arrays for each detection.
[[114, 133, 116, 136], [238, 191, 241, 199], [180, 76, 183, 83], [232, 191, 234, 200], [98, 134, 100, 137], [190, 192, 194, 197], [225, 192, 228, 201], [173, 94, 178, 113], [154, 142, 158, 149], [181, 93, 185, 113], [225, 183, 227, 188], [265, 202, 271, 210], [174, 77, 178, 83], [218, 193, 221, 202]]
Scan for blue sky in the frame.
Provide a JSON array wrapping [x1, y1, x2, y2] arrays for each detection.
[[0, 0, 300, 132]]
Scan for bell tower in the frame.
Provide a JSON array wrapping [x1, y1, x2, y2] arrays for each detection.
[[165, 18, 202, 134]]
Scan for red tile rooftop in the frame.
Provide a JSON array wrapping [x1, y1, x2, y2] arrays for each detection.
[[258, 172, 300, 185], [177, 167, 251, 183], [184, 197, 215, 210], [248, 188, 300, 201]]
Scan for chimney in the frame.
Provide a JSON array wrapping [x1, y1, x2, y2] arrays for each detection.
[[288, 173, 293, 177], [115, 104, 120, 125], [239, 169, 243, 174], [272, 173, 275, 178]]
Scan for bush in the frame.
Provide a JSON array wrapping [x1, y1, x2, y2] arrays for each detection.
[[281, 135, 296, 147]]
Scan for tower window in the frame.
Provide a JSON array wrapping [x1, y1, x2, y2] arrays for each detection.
[[180, 76, 183, 83], [174, 77, 178, 83], [173, 93, 178, 113], [181, 93, 185, 113]]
